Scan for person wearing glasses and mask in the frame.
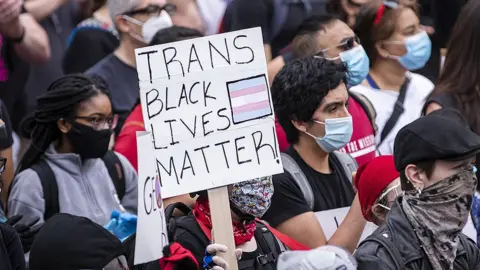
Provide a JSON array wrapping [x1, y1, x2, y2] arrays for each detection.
[[351, 0, 433, 156], [270, 15, 377, 167], [355, 155, 401, 225], [8, 75, 138, 254], [86, 0, 175, 135], [356, 108, 480, 269]]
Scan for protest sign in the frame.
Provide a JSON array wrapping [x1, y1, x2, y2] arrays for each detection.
[[135, 132, 169, 265], [315, 207, 477, 244], [135, 27, 283, 270], [135, 27, 283, 198]]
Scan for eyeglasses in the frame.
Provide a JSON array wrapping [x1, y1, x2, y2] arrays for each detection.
[[124, 3, 176, 17], [0, 157, 6, 174], [316, 36, 361, 57], [74, 114, 118, 131]]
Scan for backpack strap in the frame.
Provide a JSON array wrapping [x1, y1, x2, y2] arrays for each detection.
[[349, 91, 378, 136], [252, 222, 280, 270], [257, 219, 309, 251], [280, 153, 314, 210], [332, 151, 358, 185], [103, 151, 126, 200], [379, 76, 411, 146], [165, 202, 193, 242], [362, 233, 404, 269], [30, 159, 59, 221]]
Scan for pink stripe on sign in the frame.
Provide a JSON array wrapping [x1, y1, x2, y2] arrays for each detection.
[[229, 84, 266, 98], [232, 100, 270, 114]]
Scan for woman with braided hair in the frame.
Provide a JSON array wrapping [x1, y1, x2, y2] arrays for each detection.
[[6, 74, 138, 251]]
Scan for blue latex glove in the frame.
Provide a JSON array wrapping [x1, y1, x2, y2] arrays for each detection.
[[104, 210, 137, 241]]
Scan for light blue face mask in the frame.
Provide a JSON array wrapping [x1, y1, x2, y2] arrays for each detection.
[[306, 116, 353, 153], [339, 45, 370, 87], [388, 31, 432, 70]]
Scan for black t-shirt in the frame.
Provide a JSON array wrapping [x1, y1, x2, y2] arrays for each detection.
[[86, 54, 139, 115], [63, 27, 119, 74], [262, 147, 354, 228], [222, 0, 327, 58]]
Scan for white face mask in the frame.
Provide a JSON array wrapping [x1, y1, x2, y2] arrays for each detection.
[[122, 10, 173, 44]]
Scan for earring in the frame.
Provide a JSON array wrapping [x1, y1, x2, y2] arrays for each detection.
[[415, 187, 422, 197]]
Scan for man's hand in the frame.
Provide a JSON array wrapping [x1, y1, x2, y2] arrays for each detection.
[[0, 0, 22, 24]]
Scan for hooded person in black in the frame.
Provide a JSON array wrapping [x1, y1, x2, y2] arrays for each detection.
[[0, 222, 25, 270], [29, 213, 128, 270]]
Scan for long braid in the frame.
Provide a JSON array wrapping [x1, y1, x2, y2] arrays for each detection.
[[17, 74, 105, 173]]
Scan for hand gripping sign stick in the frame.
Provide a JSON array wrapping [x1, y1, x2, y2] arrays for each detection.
[[208, 187, 239, 270]]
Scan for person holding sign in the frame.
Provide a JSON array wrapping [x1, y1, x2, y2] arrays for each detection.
[[355, 155, 401, 225], [355, 108, 480, 270], [8, 74, 138, 246], [151, 177, 300, 270], [262, 57, 366, 251]]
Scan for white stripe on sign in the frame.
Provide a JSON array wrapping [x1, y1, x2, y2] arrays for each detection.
[[231, 91, 270, 108]]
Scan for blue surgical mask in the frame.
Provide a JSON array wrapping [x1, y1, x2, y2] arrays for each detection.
[[340, 45, 370, 87], [305, 116, 353, 153], [388, 31, 431, 70]]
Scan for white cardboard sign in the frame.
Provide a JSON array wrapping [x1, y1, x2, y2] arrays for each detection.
[[315, 207, 477, 244], [134, 132, 169, 265], [135, 27, 283, 198]]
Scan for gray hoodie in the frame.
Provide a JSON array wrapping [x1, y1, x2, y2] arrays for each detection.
[[7, 143, 138, 228]]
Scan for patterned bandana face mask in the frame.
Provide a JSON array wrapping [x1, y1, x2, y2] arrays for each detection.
[[230, 176, 274, 218], [402, 169, 477, 270]]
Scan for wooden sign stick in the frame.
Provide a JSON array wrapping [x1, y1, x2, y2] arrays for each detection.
[[208, 186, 239, 270]]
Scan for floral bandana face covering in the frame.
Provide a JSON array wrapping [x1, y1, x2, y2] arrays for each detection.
[[230, 176, 274, 218], [402, 169, 477, 270]]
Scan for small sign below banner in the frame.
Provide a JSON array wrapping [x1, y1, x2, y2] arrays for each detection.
[[135, 131, 169, 265], [315, 207, 477, 244]]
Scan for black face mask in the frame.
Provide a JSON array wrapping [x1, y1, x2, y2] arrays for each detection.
[[66, 121, 112, 159]]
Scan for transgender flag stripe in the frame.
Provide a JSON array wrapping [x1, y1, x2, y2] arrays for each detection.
[[227, 75, 272, 124]]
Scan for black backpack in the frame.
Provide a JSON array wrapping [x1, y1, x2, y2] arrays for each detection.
[[165, 202, 284, 270], [29, 151, 125, 221]]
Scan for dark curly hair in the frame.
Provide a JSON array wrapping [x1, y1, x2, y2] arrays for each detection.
[[272, 57, 347, 144]]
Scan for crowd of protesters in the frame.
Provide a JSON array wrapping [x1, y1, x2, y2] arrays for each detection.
[[0, 0, 479, 269]]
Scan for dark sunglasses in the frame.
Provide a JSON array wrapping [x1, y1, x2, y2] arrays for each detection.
[[124, 3, 176, 17], [316, 36, 361, 57]]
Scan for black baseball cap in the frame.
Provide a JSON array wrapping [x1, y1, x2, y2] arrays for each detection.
[[394, 108, 480, 171]]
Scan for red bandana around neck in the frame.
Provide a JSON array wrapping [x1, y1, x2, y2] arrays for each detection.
[[193, 198, 256, 245]]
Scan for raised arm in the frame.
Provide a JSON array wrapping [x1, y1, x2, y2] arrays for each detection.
[[0, 0, 50, 63]]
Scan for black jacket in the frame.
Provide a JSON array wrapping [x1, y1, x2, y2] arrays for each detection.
[[0, 223, 25, 270], [355, 197, 480, 270]]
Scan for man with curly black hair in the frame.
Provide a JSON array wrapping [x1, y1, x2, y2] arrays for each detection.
[[262, 56, 366, 252]]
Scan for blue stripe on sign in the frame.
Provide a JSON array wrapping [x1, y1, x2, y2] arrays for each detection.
[[233, 107, 272, 123], [228, 77, 266, 92]]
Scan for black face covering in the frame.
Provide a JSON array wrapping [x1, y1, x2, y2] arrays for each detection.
[[66, 121, 112, 160]]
